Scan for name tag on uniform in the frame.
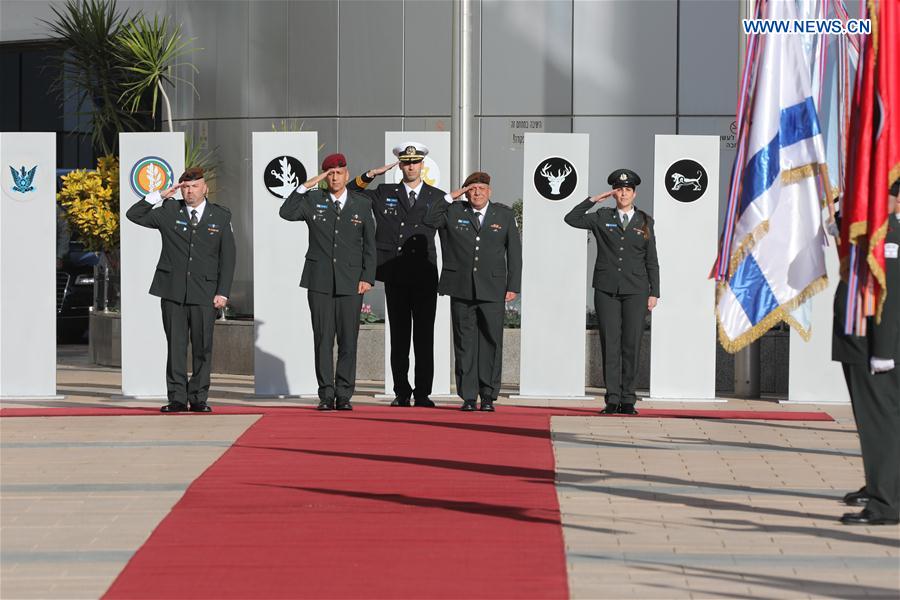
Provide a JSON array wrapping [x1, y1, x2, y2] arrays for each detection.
[[886, 242, 899, 259]]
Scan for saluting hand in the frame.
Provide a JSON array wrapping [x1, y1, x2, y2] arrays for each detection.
[[302, 169, 337, 189], [449, 185, 472, 200], [366, 162, 398, 179], [589, 190, 615, 203], [160, 182, 186, 199]]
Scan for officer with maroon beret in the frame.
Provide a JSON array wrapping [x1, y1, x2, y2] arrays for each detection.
[[424, 171, 522, 412], [280, 153, 376, 411]]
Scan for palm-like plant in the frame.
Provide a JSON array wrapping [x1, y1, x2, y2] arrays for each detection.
[[116, 13, 198, 132], [43, 0, 143, 155]]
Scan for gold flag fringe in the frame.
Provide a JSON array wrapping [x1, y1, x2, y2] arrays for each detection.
[[716, 275, 829, 354]]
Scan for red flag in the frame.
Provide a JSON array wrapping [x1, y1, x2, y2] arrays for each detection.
[[841, 0, 899, 324]]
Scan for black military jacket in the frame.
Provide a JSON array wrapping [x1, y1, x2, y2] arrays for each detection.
[[423, 199, 522, 302], [564, 200, 660, 298], [126, 197, 236, 305], [833, 215, 900, 364], [347, 176, 443, 285], [279, 187, 376, 295]]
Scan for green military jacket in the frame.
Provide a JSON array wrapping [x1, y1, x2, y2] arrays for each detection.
[[126, 197, 236, 305], [564, 200, 660, 298], [423, 199, 522, 302], [279, 187, 376, 295]]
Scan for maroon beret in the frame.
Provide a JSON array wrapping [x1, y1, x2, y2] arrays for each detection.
[[463, 171, 491, 187], [178, 167, 205, 182], [322, 153, 347, 171]]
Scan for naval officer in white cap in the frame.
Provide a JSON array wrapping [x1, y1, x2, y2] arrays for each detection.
[[349, 142, 450, 408]]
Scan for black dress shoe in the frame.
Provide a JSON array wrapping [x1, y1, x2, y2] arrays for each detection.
[[601, 404, 620, 415], [479, 398, 495, 412], [190, 402, 212, 413], [160, 402, 188, 413], [460, 401, 477, 412], [391, 396, 411, 407], [317, 399, 335, 411], [843, 487, 870, 506], [618, 404, 639, 415], [414, 397, 436, 407], [335, 399, 353, 411], [840, 509, 899, 526]]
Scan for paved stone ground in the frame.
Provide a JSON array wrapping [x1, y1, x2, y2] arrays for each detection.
[[1, 346, 897, 599]]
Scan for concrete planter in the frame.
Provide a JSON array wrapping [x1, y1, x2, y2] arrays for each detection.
[[89, 314, 789, 394]]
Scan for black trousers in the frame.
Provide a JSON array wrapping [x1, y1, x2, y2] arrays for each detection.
[[160, 298, 217, 406], [450, 298, 504, 402], [385, 281, 438, 399], [308, 290, 363, 402], [594, 289, 648, 405], [843, 363, 900, 520]]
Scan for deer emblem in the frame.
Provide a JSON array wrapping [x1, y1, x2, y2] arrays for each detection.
[[540, 162, 572, 195]]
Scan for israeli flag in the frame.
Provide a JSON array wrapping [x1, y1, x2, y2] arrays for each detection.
[[717, 0, 828, 352]]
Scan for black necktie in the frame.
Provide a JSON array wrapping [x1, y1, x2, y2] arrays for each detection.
[[190, 209, 199, 227], [334, 199, 342, 214], [621, 213, 629, 229], [408, 190, 416, 208]]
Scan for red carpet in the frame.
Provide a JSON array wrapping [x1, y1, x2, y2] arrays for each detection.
[[101, 407, 570, 599], [0, 405, 834, 421]]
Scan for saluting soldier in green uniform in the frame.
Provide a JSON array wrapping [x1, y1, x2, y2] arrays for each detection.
[[424, 171, 522, 412], [126, 168, 236, 413], [833, 178, 900, 526], [564, 169, 659, 415], [280, 153, 376, 411]]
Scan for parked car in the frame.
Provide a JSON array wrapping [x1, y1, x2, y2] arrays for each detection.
[[57, 241, 98, 343]]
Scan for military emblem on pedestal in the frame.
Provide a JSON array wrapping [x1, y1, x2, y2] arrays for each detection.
[[533, 156, 576, 200], [8, 165, 37, 194], [129, 156, 174, 198], [665, 159, 708, 203], [264, 155, 307, 199]]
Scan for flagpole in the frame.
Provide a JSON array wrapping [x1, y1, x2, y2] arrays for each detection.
[[733, 0, 761, 399]]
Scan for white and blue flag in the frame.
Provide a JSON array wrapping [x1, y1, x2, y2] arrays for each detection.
[[716, 0, 829, 353]]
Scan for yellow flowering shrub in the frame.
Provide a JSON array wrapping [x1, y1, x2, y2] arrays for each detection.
[[58, 156, 120, 253]]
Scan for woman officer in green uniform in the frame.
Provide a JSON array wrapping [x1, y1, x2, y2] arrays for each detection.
[[564, 169, 659, 415]]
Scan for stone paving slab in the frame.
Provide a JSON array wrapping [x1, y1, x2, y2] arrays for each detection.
[[1, 415, 258, 599], [552, 414, 900, 600]]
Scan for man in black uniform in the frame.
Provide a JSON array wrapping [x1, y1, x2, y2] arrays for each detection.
[[349, 143, 446, 407], [424, 171, 522, 411], [126, 168, 236, 413], [564, 169, 659, 415], [279, 153, 376, 411], [833, 179, 900, 526]]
